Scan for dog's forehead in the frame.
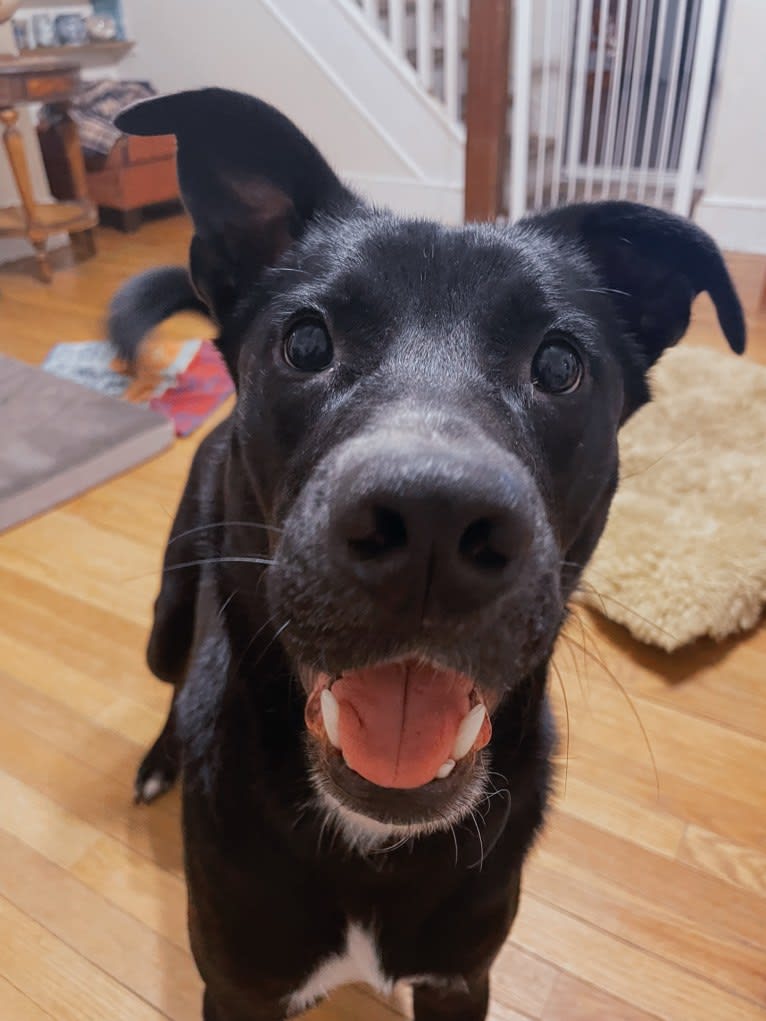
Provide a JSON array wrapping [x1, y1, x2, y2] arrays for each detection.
[[296, 213, 569, 317]]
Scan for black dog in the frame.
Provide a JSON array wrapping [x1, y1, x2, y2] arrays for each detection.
[[110, 88, 745, 1021]]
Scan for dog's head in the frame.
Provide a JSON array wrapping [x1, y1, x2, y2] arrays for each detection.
[[119, 89, 744, 839]]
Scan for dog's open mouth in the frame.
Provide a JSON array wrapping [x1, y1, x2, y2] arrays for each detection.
[[304, 659, 493, 790]]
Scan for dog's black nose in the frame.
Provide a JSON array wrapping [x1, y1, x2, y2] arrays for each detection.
[[330, 453, 534, 617]]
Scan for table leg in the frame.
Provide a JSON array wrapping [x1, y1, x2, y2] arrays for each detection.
[[1, 106, 54, 282], [52, 102, 89, 201], [0, 106, 37, 221], [53, 101, 98, 260], [32, 239, 53, 283]]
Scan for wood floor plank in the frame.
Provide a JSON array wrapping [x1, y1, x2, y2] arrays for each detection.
[[0, 829, 200, 1020], [538, 812, 765, 952], [677, 823, 766, 896], [0, 668, 171, 798], [304, 985, 405, 1020], [71, 834, 190, 952], [0, 569, 157, 693], [0, 767, 100, 869], [525, 843, 766, 1004], [0, 632, 164, 745], [542, 974, 660, 1021], [489, 942, 558, 1018], [0, 892, 172, 1021], [550, 731, 766, 850], [0, 975, 55, 1021], [2, 511, 158, 625], [486, 1004, 537, 1021], [560, 610, 766, 742], [553, 776, 686, 859], [0, 712, 184, 874], [511, 896, 764, 1021], [547, 667, 766, 816]]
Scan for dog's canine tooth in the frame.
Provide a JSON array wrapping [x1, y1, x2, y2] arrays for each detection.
[[452, 704, 486, 761], [436, 759, 456, 779], [320, 688, 341, 749]]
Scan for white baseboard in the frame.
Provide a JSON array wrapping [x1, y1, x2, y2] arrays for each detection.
[[694, 196, 766, 254], [344, 173, 464, 224]]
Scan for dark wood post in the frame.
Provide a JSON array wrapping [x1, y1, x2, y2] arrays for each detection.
[[463, 0, 512, 222]]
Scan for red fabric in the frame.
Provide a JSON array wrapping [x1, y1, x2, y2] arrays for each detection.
[[150, 341, 233, 437]]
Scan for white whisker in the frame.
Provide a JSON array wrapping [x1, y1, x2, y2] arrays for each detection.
[[167, 519, 282, 546], [163, 555, 276, 574]]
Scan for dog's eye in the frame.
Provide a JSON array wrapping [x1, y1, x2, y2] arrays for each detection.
[[531, 336, 583, 395], [283, 320, 334, 372]]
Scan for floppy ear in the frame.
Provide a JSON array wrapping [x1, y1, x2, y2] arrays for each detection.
[[526, 202, 746, 369], [115, 88, 355, 345]]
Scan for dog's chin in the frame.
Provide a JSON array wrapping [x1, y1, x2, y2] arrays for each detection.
[[299, 657, 498, 849], [308, 743, 490, 852]]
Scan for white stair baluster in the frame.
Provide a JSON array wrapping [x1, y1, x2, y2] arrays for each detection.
[[567, 0, 594, 202], [534, 0, 555, 211], [550, 0, 575, 208], [653, 0, 688, 206], [389, 0, 406, 58], [510, 0, 533, 220], [637, 0, 670, 202], [584, 0, 610, 200], [444, 0, 461, 122], [620, 0, 650, 199], [674, 0, 720, 215], [601, 0, 629, 202], [416, 0, 434, 92]]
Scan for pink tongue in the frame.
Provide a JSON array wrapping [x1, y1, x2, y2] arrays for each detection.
[[331, 662, 474, 789]]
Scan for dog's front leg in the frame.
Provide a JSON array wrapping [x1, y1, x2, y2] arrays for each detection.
[[412, 973, 490, 1021], [134, 686, 181, 803], [203, 987, 285, 1021]]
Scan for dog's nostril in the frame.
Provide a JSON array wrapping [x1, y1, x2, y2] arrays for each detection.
[[347, 505, 408, 560], [458, 518, 509, 572]]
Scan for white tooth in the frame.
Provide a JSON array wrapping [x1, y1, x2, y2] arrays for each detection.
[[452, 704, 486, 760], [320, 689, 341, 749], [436, 759, 455, 779]]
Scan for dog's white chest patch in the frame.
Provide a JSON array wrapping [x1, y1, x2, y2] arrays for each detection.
[[287, 922, 393, 1012]]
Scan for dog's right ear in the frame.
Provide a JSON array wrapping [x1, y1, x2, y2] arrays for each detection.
[[116, 88, 354, 330]]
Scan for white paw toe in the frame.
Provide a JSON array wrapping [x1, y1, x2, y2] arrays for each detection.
[[138, 774, 166, 803]]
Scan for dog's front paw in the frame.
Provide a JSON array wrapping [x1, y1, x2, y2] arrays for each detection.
[[134, 732, 181, 805], [134, 768, 176, 805]]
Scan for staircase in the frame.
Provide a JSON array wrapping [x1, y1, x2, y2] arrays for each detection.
[[342, 0, 727, 223], [352, 0, 469, 123], [257, 0, 467, 222], [120, 0, 727, 226]]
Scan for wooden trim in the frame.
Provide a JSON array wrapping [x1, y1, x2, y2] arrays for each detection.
[[463, 0, 511, 222], [18, 41, 135, 60], [0, 64, 79, 107]]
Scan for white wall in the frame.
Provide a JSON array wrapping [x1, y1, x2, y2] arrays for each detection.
[[695, 0, 766, 253], [119, 0, 464, 222]]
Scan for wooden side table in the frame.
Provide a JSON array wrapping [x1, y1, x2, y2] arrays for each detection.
[[0, 55, 97, 281]]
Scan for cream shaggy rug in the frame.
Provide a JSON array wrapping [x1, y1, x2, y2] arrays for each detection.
[[580, 345, 766, 652]]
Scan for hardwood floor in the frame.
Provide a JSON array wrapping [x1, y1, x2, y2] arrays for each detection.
[[1, 219, 764, 1021]]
